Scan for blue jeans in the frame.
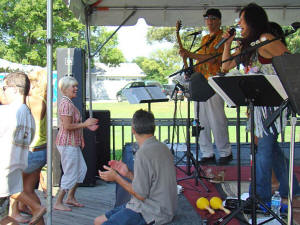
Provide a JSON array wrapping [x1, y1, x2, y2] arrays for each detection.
[[24, 149, 47, 174], [255, 131, 300, 202], [104, 204, 154, 225]]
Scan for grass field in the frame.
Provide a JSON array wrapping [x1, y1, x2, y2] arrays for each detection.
[[90, 100, 246, 119], [55, 100, 299, 159], [85, 101, 298, 158]]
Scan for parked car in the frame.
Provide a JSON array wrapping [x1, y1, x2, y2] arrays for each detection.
[[116, 80, 163, 102]]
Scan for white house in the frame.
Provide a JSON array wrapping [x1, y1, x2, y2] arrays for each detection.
[[87, 62, 146, 100]]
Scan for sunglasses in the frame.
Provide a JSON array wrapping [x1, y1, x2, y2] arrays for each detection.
[[204, 16, 218, 20]]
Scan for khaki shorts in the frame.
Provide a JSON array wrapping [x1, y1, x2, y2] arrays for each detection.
[[0, 197, 9, 221]]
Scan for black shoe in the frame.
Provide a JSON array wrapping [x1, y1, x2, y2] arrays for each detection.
[[218, 153, 233, 165], [199, 155, 216, 165]]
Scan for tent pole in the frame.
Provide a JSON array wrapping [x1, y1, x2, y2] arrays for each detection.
[[85, 8, 93, 118], [46, 0, 53, 224], [84, 7, 136, 117]]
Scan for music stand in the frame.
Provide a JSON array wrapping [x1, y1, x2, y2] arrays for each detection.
[[271, 53, 300, 225], [177, 72, 214, 191], [208, 74, 287, 225], [124, 86, 168, 111]]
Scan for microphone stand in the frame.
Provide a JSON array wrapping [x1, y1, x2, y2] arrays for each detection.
[[173, 33, 210, 188]]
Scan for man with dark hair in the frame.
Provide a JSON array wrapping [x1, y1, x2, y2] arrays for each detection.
[[95, 109, 177, 225], [0, 72, 46, 225], [179, 8, 232, 165]]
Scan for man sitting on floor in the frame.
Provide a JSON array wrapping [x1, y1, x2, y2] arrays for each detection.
[[95, 109, 177, 225]]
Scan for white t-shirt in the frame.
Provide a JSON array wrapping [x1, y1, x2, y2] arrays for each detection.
[[0, 102, 35, 197]]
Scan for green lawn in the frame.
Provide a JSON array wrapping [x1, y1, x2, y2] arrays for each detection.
[[89, 101, 249, 159], [90, 100, 247, 119], [55, 100, 299, 159]]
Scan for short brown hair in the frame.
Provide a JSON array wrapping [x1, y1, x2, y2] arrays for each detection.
[[4, 72, 30, 96], [132, 109, 155, 134]]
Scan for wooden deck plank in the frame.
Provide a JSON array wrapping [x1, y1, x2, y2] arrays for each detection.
[[38, 180, 114, 225], [36, 179, 201, 225]]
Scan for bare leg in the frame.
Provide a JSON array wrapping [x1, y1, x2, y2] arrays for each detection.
[[9, 198, 30, 223], [39, 172, 47, 198], [65, 184, 84, 207], [53, 189, 71, 211], [17, 201, 32, 215], [10, 192, 46, 225], [22, 169, 46, 225], [94, 215, 108, 225], [0, 216, 19, 225], [23, 170, 42, 205]]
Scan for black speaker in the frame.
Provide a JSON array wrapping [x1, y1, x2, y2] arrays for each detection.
[[56, 48, 86, 116], [272, 54, 300, 115], [81, 110, 111, 186]]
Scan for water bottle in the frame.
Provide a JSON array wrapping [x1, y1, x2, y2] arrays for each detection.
[[192, 119, 197, 127], [192, 120, 198, 137], [271, 191, 281, 217]]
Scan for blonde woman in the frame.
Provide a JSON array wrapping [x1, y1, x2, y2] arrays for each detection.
[[54, 76, 99, 211]]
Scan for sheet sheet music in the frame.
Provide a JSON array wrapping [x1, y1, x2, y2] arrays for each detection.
[[124, 86, 167, 104], [124, 87, 151, 104], [264, 75, 288, 100], [145, 86, 168, 100], [208, 76, 236, 107]]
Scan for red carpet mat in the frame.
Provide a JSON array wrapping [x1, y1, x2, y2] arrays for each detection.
[[176, 167, 241, 225]]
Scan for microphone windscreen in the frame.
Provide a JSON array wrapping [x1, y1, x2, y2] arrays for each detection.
[[291, 22, 300, 30], [229, 28, 236, 35]]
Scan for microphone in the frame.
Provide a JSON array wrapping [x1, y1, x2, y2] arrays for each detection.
[[173, 80, 186, 91], [187, 30, 202, 36], [291, 22, 300, 30], [233, 37, 243, 42], [214, 28, 236, 49]]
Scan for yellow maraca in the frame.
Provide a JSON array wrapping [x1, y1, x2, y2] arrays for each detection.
[[209, 196, 231, 214], [196, 197, 215, 214]]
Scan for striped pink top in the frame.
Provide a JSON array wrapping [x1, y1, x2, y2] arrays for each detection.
[[56, 96, 83, 147]]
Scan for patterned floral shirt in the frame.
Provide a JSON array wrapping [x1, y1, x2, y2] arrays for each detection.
[[56, 96, 83, 147], [244, 51, 287, 137], [196, 29, 224, 79]]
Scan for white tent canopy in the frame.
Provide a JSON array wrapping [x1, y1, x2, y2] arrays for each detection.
[[65, 0, 300, 27]]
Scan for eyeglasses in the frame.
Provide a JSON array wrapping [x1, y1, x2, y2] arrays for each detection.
[[2, 86, 12, 92], [204, 16, 218, 21], [2, 85, 24, 92]]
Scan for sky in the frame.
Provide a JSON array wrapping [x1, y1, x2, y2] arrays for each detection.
[[112, 18, 173, 61]]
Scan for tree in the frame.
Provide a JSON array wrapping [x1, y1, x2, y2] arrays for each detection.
[[90, 27, 125, 66], [135, 25, 204, 83], [286, 29, 300, 53], [0, 0, 125, 68], [133, 48, 182, 84], [147, 26, 203, 53]]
